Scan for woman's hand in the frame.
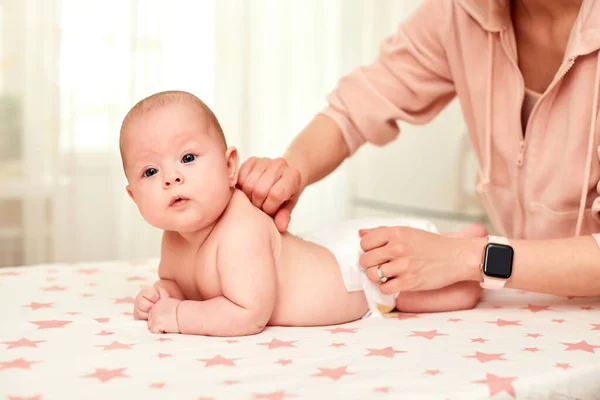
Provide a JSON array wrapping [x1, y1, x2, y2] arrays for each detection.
[[359, 223, 488, 293], [237, 157, 303, 232]]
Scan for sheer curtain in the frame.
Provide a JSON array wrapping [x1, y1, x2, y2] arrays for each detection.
[[0, 0, 408, 266]]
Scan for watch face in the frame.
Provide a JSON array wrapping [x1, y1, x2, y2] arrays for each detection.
[[483, 244, 513, 279]]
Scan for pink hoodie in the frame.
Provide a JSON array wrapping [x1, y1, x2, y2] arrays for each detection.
[[321, 0, 600, 246]]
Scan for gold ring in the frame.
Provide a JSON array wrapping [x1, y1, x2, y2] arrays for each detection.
[[376, 266, 388, 283]]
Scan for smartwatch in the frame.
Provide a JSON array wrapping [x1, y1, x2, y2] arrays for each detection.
[[480, 235, 513, 289]]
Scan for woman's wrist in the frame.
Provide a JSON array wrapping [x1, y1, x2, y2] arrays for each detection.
[[457, 236, 487, 282]]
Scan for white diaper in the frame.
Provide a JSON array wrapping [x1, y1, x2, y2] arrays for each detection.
[[298, 217, 439, 318]]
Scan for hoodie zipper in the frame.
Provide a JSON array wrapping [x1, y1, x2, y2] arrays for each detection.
[[500, 28, 577, 167]]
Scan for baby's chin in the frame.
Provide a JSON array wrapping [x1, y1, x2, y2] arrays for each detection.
[[146, 216, 212, 234]]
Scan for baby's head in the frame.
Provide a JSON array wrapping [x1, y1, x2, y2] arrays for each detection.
[[120, 91, 238, 233]]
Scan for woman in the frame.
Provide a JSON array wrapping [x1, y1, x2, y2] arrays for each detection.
[[237, 0, 600, 297]]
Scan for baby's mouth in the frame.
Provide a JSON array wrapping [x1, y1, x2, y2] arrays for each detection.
[[170, 196, 189, 207]]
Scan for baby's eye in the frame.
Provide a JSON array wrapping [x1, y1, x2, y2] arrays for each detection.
[[144, 168, 158, 177], [182, 154, 196, 163]]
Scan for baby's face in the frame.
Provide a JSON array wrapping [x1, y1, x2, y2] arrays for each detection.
[[122, 103, 237, 232]]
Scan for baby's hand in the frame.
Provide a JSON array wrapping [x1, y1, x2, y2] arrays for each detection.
[[147, 288, 181, 334], [133, 286, 160, 320]]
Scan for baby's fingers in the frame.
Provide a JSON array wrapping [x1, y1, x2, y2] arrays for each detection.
[[141, 287, 160, 303], [137, 297, 155, 313], [133, 307, 148, 321]]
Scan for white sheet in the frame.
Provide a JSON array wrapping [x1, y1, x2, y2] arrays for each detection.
[[1, 259, 600, 399]]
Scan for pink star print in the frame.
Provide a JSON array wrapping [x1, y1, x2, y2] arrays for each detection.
[[330, 343, 346, 348], [526, 333, 542, 339], [425, 369, 441, 376], [23, 302, 54, 311], [81, 293, 93, 298], [471, 338, 488, 343], [41, 285, 67, 291], [258, 338, 297, 350], [156, 337, 172, 342], [158, 353, 172, 359], [30, 320, 72, 329], [276, 359, 293, 366], [94, 317, 110, 323], [149, 383, 166, 389], [222, 380, 240, 385], [224, 339, 239, 344], [365, 346, 406, 358], [553, 319, 566, 323], [198, 355, 241, 367], [396, 313, 420, 320], [487, 318, 521, 327], [46, 277, 56, 282], [472, 373, 518, 398], [0, 271, 20, 276], [326, 327, 358, 334], [409, 330, 448, 340], [448, 318, 462, 323], [8, 396, 42, 400], [561, 340, 600, 353], [312, 366, 353, 381], [66, 312, 81, 315], [0, 358, 40, 370], [78, 268, 100, 275], [374, 387, 392, 393], [113, 296, 135, 304], [82, 367, 129, 383], [252, 390, 296, 400], [556, 362, 573, 370], [591, 324, 600, 331], [95, 331, 114, 336], [523, 347, 540, 352], [126, 275, 147, 281], [523, 304, 551, 313], [2, 338, 46, 350], [465, 352, 506, 363], [97, 341, 134, 351]]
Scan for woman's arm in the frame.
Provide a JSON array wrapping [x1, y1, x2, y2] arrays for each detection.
[[359, 226, 600, 297], [462, 235, 600, 297], [283, 114, 350, 188]]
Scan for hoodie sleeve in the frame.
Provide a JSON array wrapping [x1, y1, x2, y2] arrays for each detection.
[[320, 0, 456, 154], [592, 145, 600, 247]]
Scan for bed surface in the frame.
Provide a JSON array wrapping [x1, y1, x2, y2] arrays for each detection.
[[1, 259, 600, 400]]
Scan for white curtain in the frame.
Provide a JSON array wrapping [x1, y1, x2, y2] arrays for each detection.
[[0, 0, 419, 266]]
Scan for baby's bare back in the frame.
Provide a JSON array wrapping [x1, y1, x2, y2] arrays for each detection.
[[161, 191, 368, 327], [268, 232, 368, 326]]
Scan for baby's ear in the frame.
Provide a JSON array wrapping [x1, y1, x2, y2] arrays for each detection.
[[126, 185, 135, 201], [225, 146, 239, 187]]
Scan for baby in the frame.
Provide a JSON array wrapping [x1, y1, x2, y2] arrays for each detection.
[[120, 91, 481, 336]]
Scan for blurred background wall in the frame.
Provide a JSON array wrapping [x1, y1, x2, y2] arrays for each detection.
[[0, 0, 487, 267]]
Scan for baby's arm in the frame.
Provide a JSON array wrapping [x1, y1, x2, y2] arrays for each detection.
[[395, 281, 481, 313], [153, 279, 185, 300], [175, 220, 277, 336]]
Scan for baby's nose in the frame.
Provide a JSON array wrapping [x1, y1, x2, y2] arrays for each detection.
[[164, 177, 180, 186]]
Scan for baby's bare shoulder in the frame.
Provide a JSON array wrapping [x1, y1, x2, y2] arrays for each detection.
[[216, 190, 278, 253]]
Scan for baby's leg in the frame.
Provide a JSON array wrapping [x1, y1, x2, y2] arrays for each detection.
[[394, 281, 481, 313]]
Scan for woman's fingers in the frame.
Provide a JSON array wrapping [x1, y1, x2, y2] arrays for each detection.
[[359, 226, 392, 251], [262, 166, 301, 215], [251, 161, 286, 209], [364, 258, 408, 283], [359, 243, 396, 269], [240, 158, 269, 200]]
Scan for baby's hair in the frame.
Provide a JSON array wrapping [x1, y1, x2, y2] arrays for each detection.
[[119, 90, 226, 172]]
